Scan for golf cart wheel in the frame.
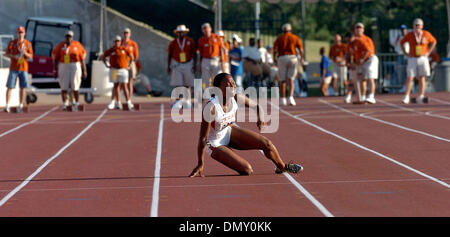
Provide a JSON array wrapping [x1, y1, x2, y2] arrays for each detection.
[[26, 93, 37, 104]]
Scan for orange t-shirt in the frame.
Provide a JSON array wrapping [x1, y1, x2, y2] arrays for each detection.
[[103, 46, 132, 69], [273, 32, 303, 56], [353, 34, 375, 62], [52, 41, 86, 64], [329, 43, 347, 60], [198, 33, 224, 58], [121, 39, 139, 61], [400, 30, 436, 57], [168, 36, 196, 63], [6, 39, 33, 72]]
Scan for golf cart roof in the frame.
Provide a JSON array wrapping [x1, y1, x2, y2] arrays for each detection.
[[27, 17, 81, 26]]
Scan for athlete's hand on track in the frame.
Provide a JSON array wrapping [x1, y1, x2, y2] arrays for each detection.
[[189, 165, 205, 177]]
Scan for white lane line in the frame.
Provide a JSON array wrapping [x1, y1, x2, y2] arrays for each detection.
[[150, 104, 164, 217], [378, 99, 450, 121], [283, 173, 334, 217], [0, 109, 108, 207], [272, 102, 450, 189], [319, 99, 450, 143], [257, 150, 334, 217], [0, 106, 58, 138]]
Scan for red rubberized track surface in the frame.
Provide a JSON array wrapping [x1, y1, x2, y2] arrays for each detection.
[[0, 92, 448, 217]]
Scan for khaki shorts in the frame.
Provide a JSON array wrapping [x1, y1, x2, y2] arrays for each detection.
[[277, 55, 298, 81], [322, 76, 332, 84], [170, 60, 195, 87], [201, 57, 221, 88], [332, 62, 348, 81], [110, 68, 129, 83], [407, 56, 430, 78], [243, 59, 263, 76], [361, 55, 379, 80], [58, 62, 82, 91]]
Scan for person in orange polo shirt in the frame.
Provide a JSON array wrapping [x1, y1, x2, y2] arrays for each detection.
[[329, 34, 348, 96], [4, 26, 33, 113], [167, 24, 197, 109], [353, 23, 378, 104], [52, 30, 87, 111], [102, 35, 134, 110], [198, 23, 225, 89], [121, 28, 139, 97], [400, 18, 437, 104], [273, 23, 304, 106]]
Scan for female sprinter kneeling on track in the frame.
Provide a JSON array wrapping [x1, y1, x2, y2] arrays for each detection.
[[189, 73, 303, 177]]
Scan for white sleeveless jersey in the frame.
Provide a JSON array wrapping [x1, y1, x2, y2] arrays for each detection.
[[207, 96, 238, 142]]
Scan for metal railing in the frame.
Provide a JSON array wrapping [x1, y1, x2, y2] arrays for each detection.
[[377, 52, 407, 94]]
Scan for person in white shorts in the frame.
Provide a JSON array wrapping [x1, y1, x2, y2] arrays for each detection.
[[101, 36, 134, 110], [167, 24, 197, 109], [189, 73, 303, 177], [52, 30, 87, 111], [198, 23, 225, 90], [329, 34, 348, 96], [354, 23, 378, 104], [400, 18, 437, 104]]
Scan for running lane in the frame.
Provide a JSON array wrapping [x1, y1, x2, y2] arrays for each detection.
[[156, 105, 330, 217], [0, 103, 160, 216], [270, 97, 449, 216]]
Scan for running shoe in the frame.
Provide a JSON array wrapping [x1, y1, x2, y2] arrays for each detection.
[[401, 96, 410, 104], [115, 101, 122, 110], [281, 97, 287, 106], [275, 161, 304, 174], [16, 107, 23, 113], [107, 100, 115, 110], [72, 103, 78, 112], [360, 95, 366, 103], [127, 100, 134, 110], [344, 94, 352, 104], [288, 96, 296, 106], [62, 104, 67, 111], [366, 95, 376, 104], [4, 106, 10, 113]]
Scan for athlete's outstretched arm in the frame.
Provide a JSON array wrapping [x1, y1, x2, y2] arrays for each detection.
[[189, 106, 212, 177]]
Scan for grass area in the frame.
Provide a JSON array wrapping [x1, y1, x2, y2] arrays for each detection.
[[223, 30, 329, 63], [304, 40, 330, 63]]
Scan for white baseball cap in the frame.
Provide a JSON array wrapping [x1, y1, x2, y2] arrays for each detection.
[[65, 30, 74, 37], [114, 35, 122, 41], [282, 23, 292, 31], [413, 18, 424, 26], [123, 28, 131, 33], [201, 23, 211, 29], [355, 22, 364, 28], [217, 30, 225, 37]]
